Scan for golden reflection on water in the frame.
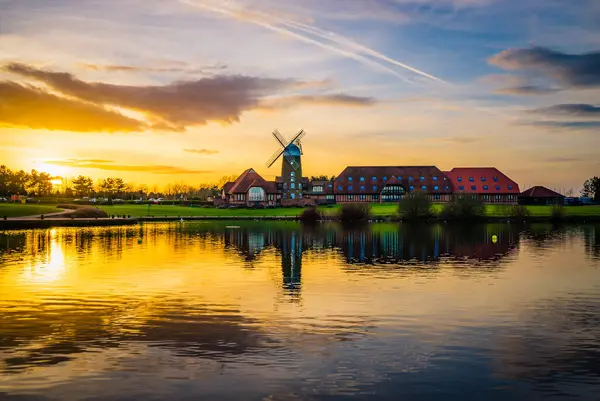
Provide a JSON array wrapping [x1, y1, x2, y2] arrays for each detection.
[[0, 222, 599, 400]]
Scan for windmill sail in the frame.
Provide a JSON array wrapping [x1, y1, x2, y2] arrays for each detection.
[[266, 148, 284, 168]]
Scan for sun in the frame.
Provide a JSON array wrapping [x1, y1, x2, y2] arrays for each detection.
[[51, 177, 63, 186]]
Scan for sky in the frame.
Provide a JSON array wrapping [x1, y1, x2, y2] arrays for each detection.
[[1, 0, 599, 191]]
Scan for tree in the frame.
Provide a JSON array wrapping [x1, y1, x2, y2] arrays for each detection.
[[216, 175, 237, 189], [72, 175, 95, 197], [310, 175, 331, 181], [582, 177, 600, 201]]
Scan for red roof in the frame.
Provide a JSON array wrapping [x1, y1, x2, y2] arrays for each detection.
[[226, 168, 278, 194], [520, 186, 564, 198], [334, 166, 452, 194], [223, 182, 234, 193], [443, 167, 520, 194]]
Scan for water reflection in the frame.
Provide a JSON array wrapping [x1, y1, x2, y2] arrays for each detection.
[[0, 222, 599, 400]]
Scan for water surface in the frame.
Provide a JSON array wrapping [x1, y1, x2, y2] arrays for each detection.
[[1, 222, 599, 400]]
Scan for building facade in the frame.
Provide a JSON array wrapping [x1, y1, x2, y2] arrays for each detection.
[[332, 166, 454, 203], [443, 168, 520, 204], [219, 166, 521, 206]]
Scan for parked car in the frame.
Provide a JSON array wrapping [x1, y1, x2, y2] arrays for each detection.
[[112, 198, 125, 204], [0, 197, 8, 202]]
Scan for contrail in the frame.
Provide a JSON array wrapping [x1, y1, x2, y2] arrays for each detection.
[[181, 0, 445, 84], [279, 19, 447, 84]]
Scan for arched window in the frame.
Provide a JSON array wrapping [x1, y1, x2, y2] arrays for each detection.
[[248, 187, 265, 201]]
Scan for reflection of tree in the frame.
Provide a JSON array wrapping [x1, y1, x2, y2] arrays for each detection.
[[492, 294, 600, 397], [582, 225, 600, 260]]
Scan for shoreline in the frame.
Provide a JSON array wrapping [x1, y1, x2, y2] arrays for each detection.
[[1, 214, 599, 230]]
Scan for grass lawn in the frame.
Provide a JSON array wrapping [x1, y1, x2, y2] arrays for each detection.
[[0, 204, 63, 218], [2, 203, 599, 219]]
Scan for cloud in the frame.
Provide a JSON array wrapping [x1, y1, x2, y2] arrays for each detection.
[[184, 148, 220, 155], [79, 62, 228, 74], [182, 0, 446, 84], [495, 85, 560, 95], [45, 159, 211, 174], [431, 136, 480, 144], [526, 121, 600, 130], [0, 81, 144, 133], [529, 104, 600, 116], [4, 63, 304, 130], [262, 93, 376, 109], [489, 46, 600, 88]]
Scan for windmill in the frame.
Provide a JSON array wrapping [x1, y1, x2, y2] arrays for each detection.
[[265, 129, 306, 170], [265, 129, 306, 200]]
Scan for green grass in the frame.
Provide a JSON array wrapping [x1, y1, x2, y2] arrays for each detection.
[[0, 204, 63, 217], [2, 203, 599, 219]]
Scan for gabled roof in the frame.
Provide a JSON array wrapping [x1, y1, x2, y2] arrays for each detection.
[[223, 182, 234, 193], [520, 186, 564, 198], [334, 166, 452, 194], [385, 176, 402, 185], [444, 167, 520, 194], [226, 168, 278, 194]]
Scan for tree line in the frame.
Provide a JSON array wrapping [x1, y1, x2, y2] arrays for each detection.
[[0, 165, 238, 200]]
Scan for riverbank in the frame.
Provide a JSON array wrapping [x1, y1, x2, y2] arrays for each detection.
[[1, 203, 599, 229]]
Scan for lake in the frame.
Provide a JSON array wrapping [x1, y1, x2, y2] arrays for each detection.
[[1, 222, 599, 401]]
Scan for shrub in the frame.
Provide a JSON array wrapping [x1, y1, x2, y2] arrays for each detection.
[[62, 207, 108, 219], [510, 205, 531, 219], [398, 192, 433, 220], [338, 203, 371, 222], [57, 203, 87, 210], [300, 207, 322, 223], [550, 204, 566, 221], [440, 194, 485, 220]]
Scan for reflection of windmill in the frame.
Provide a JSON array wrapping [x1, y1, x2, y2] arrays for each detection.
[[265, 129, 306, 200]]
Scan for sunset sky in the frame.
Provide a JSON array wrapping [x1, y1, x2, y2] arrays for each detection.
[[1, 0, 599, 190]]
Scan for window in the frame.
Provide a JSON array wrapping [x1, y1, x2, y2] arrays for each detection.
[[408, 176, 413, 181], [373, 185, 377, 191], [328, 183, 332, 188], [291, 183, 295, 189], [433, 194, 441, 200], [483, 185, 488, 190], [433, 176, 438, 181], [457, 177, 463, 182], [360, 194, 366, 200], [373, 194, 379, 200], [434, 185, 439, 191], [445, 186, 449, 191], [508, 185, 513, 190], [469, 177, 474, 182], [248, 187, 265, 201], [421, 185, 427, 190], [372, 176, 376, 181], [348, 177, 353, 181], [360, 177, 365, 181], [338, 185, 343, 191], [291, 172, 295, 177], [481, 177, 486, 182], [493, 176, 498, 182], [348, 186, 353, 191], [471, 185, 476, 190], [299, 183, 302, 189], [313, 186, 323, 193], [360, 185, 365, 191], [326, 195, 334, 200], [383, 176, 388, 181], [291, 177, 295, 182], [410, 185, 415, 191], [459, 185, 464, 191], [398, 176, 402, 180], [348, 194, 354, 200], [421, 176, 425, 181], [496, 185, 501, 190]]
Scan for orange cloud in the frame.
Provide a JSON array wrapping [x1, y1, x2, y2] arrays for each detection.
[[45, 159, 211, 174], [0, 82, 144, 133], [184, 148, 220, 155]]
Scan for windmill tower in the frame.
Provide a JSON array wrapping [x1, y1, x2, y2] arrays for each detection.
[[265, 129, 306, 200]]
